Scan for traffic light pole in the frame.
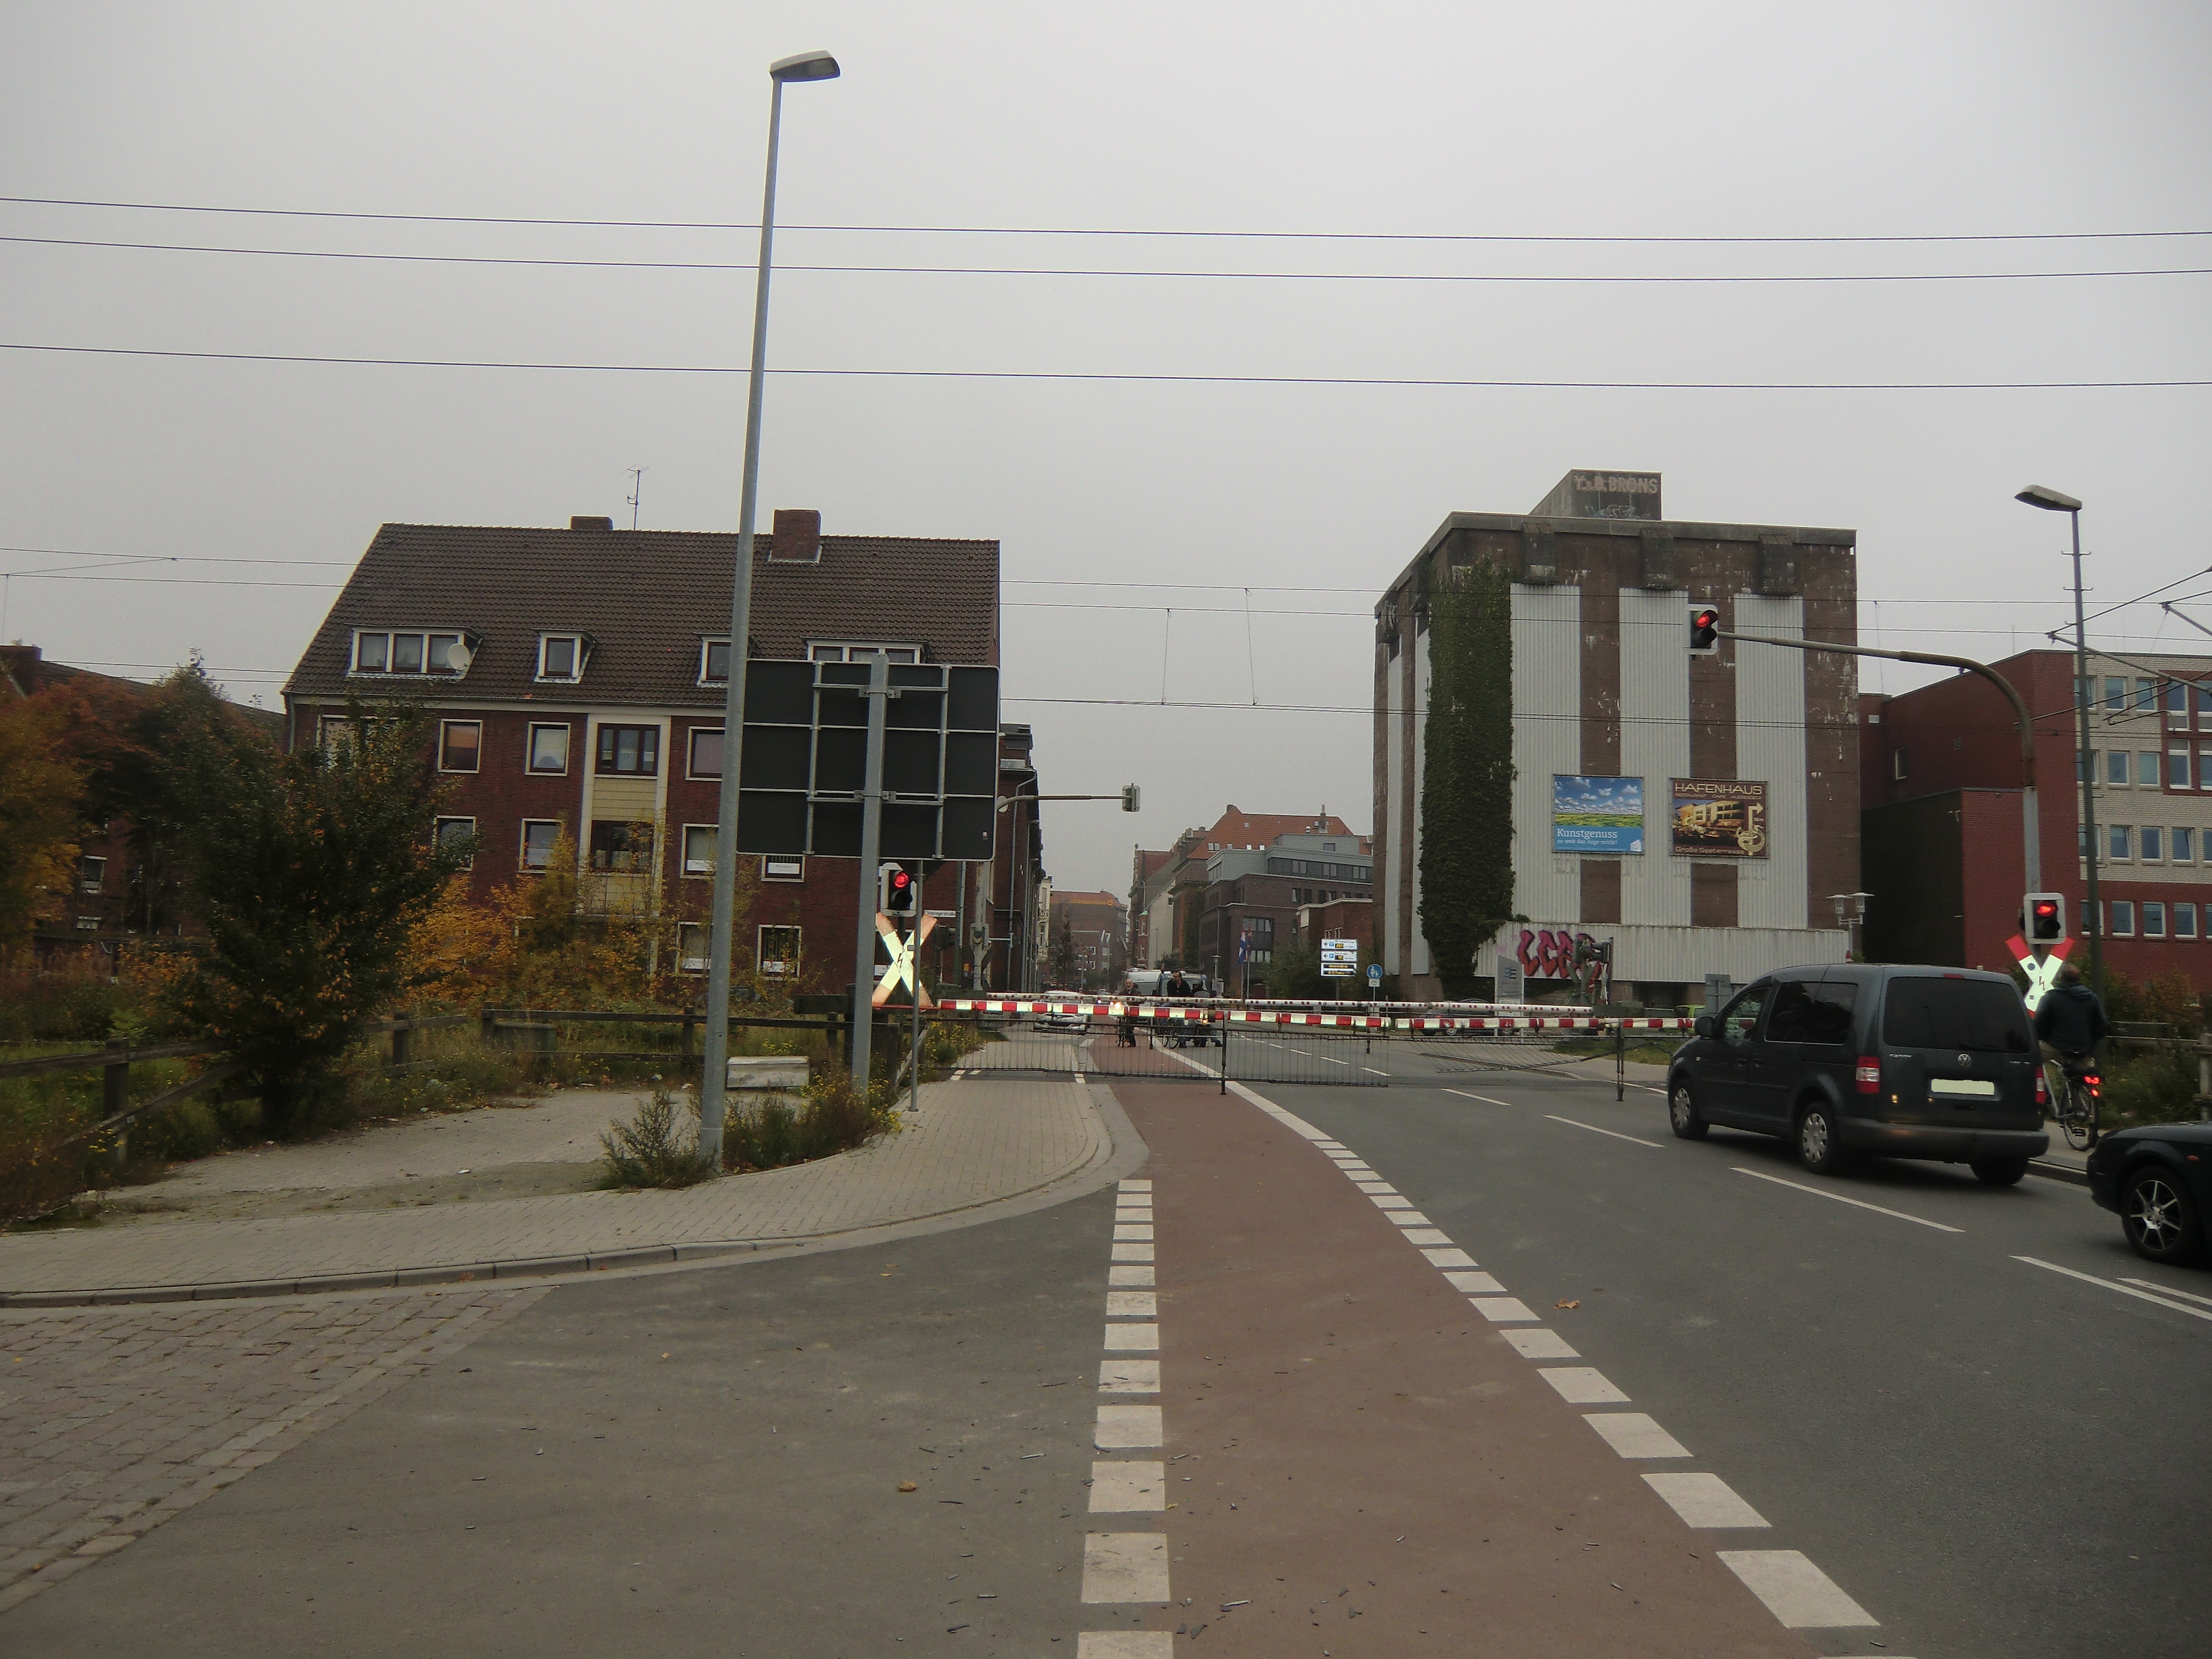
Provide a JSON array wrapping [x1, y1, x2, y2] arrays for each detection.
[[849, 655, 893, 1094], [1719, 630, 2040, 894]]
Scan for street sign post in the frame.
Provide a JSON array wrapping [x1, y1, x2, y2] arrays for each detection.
[[1320, 938, 1359, 979]]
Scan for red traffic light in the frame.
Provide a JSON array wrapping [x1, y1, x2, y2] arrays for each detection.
[[1687, 604, 1721, 655], [884, 864, 917, 915]]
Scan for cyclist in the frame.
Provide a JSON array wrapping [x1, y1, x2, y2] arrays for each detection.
[[2033, 960, 2107, 1112]]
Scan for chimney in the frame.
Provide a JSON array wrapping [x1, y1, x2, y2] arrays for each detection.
[[769, 508, 822, 563], [570, 515, 614, 531]]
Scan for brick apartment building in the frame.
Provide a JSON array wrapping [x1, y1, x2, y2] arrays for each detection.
[[1374, 470, 1856, 1004], [1047, 889, 1126, 987], [1129, 807, 1363, 975], [1861, 647, 2212, 985], [1197, 831, 1375, 997], [281, 511, 1044, 994]]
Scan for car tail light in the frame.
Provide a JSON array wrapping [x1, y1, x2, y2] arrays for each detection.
[[1856, 1057, 1881, 1094], [2035, 1070, 2048, 1107]]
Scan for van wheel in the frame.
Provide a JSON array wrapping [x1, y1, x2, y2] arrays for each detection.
[[1669, 1081, 1708, 1140], [1971, 1157, 2029, 1187], [1796, 1103, 1848, 1174]]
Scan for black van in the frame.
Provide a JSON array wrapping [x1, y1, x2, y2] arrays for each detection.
[[1666, 963, 2050, 1184]]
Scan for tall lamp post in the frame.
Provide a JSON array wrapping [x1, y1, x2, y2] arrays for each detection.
[[2016, 484, 2102, 999], [698, 48, 840, 1167]]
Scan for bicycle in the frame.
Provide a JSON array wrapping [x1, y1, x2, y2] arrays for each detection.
[[2043, 1054, 2101, 1152]]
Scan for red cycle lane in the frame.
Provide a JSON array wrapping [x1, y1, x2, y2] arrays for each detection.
[[1108, 1076, 1816, 1657]]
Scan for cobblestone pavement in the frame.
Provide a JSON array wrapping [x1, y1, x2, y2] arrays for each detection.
[[0, 1286, 547, 1614], [0, 1072, 1102, 1299]]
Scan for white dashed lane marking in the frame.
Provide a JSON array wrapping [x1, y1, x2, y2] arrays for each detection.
[[1103, 1322, 1159, 1352], [1643, 1472, 1771, 1529], [1105, 1291, 1157, 1318], [1733, 1167, 1963, 1233], [1088, 1460, 1164, 1512], [1076, 1631, 1173, 1657], [1099, 1358, 1159, 1394], [1442, 1088, 1513, 1106], [1422, 1247, 1479, 1270], [1080, 1532, 1171, 1603], [1108, 1264, 1154, 1287], [1584, 1413, 1691, 1458], [1402, 1228, 1454, 1246], [1111, 1243, 1154, 1263], [1469, 1296, 1539, 1323], [1718, 1550, 1878, 1628], [1536, 1366, 1630, 1404], [1387, 1211, 1434, 1227], [1546, 1114, 1665, 1148], [2121, 1275, 2212, 1310], [1443, 1269, 1506, 1294], [1094, 1405, 1164, 1449], [1502, 1326, 1579, 1359], [1112, 1223, 1155, 1241], [2017, 1257, 2212, 1323]]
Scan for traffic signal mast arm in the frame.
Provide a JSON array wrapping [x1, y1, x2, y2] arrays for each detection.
[[1716, 628, 2040, 892]]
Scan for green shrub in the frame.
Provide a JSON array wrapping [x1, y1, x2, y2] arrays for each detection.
[[599, 1090, 716, 1188], [722, 1067, 898, 1173], [2098, 1045, 2204, 1130]]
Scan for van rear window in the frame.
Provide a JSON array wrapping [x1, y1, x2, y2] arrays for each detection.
[[1880, 978, 2032, 1052]]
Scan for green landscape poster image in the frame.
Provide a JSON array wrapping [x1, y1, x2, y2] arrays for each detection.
[[1552, 775, 1645, 854]]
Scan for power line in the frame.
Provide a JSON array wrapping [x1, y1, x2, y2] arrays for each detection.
[[5, 342, 2203, 391], [7, 195, 2208, 245], [9, 233, 2206, 285]]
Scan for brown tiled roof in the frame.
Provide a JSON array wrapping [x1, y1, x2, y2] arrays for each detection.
[[1202, 808, 1359, 848], [283, 523, 999, 709], [1052, 890, 1124, 908]]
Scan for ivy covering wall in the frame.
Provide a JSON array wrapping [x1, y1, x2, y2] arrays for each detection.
[[1418, 557, 1517, 995]]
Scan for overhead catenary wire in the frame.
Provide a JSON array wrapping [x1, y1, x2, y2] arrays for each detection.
[[8, 233, 2208, 285], [4, 342, 2203, 391], [7, 195, 2209, 245]]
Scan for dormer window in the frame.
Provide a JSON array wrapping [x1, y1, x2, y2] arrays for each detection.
[[538, 634, 585, 682], [807, 641, 920, 664], [352, 631, 471, 676], [700, 639, 732, 684]]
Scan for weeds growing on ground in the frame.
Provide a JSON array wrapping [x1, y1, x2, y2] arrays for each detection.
[[722, 1066, 900, 1174], [599, 1090, 716, 1187]]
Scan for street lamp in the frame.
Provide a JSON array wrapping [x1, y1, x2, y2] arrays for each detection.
[[698, 48, 841, 1167], [1828, 890, 1870, 960], [2016, 483, 2102, 1001]]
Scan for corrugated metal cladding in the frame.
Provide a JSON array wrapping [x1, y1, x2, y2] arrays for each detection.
[[1382, 636, 1406, 974], [1734, 594, 1810, 930], [1409, 626, 1432, 979], [1512, 584, 1582, 928], [1578, 924, 1848, 983], [1620, 590, 1693, 925]]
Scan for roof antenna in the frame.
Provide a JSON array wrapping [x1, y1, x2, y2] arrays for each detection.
[[624, 466, 647, 530]]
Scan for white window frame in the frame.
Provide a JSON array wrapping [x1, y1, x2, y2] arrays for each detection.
[[527, 722, 571, 775], [351, 630, 391, 674], [1891, 749, 1906, 781], [536, 633, 585, 683], [2107, 751, 2131, 786], [762, 855, 804, 882], [805, 640, 922, 664], [2177, 902, 2200, 940], [318, 714, 359, 752], [2141, 825, 2164, 863], [698, 638, 732, 685], [2170, 748, 2191, 791], [757, 924, 801, 976], [2110, 824, 2133, 861], [2142, 900, 2167, 939], [350, 629, 470, 676], [2110, 899, 2136, 937], [681, 824, 717, 878], [676, 921, 711, 975], [2139, 751, 2162, 788], [434, 816, 477, 870], [687, 726, 725, 780], [520, 819, 562, 873], [2175, 826, 2196, 864], [79, 855, 106, 895], [438, 719, 483, 774]]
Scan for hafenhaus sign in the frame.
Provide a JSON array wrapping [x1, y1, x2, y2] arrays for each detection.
[[1669, 778, 1769, 859]]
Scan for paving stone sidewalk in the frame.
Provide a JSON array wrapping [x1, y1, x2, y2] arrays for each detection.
[[0, 1073, 1103, 1303], [0, 1285, 549, 1614]]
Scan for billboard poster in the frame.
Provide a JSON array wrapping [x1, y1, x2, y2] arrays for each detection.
[[1551, 775, 1645, 855], [1670, 778, 1769, 858]]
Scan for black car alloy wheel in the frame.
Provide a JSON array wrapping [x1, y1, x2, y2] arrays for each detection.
[[2122, 1167, 2203, 1264]]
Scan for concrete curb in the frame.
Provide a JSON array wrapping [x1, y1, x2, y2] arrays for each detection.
[[1, 1081, 1151, 1310], [2029, 1158, 2090, 1187]]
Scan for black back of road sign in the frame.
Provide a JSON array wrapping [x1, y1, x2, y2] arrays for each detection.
[[734, 661, 999, 861]]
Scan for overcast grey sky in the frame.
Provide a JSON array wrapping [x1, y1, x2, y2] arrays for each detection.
[[5, 2, 2209, 897]]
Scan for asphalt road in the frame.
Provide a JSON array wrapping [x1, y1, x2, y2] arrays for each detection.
[[1264, 1039, 2212, 1659], [5, 1189, 1126, 1657]]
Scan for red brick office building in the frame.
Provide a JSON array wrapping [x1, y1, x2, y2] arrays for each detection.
[[282, 511, 1043, 993], [1861, 647, 2212, 986]]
